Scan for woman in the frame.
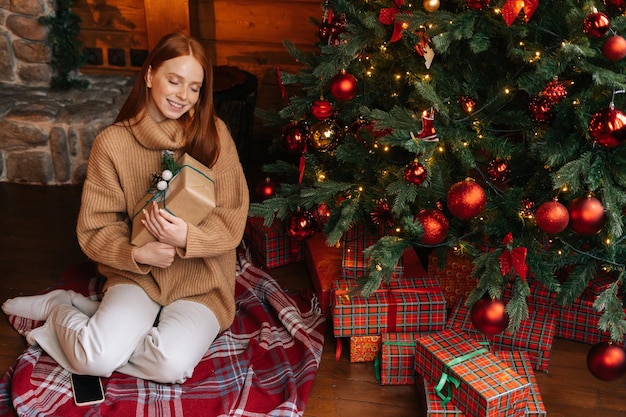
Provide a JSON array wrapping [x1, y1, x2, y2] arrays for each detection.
[[2, 32, 249, 384]]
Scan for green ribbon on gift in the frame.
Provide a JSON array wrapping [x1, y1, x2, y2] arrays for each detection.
[[434, 347, 488, 405], [133, 163, 215, 219], [374, 340, 417, 382]]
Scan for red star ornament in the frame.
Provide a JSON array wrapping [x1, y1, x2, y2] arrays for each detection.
[[499, 232, 528, 280], [378, 0, 407, 42], [502, 0, 539, 26]]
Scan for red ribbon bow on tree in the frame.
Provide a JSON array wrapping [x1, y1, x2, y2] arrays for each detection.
[[378, 0, 407, 42], [499, 232, 528, 280], [501, 0, 539, 26]]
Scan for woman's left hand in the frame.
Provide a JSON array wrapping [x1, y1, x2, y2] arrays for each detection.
[[142, 202, 188, 248]]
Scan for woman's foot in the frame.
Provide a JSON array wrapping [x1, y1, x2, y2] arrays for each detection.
[[2, 289, 73, 321]]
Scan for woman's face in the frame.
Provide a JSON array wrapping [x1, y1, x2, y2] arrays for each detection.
[[145, 54, 204, 122]]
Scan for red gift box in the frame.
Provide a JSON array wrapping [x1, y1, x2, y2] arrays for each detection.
[[332, 276, 446, 337], [244, 216, 304, 269], [304, 233, 342, 318], [418, 350, 545, 416], [447, 299, 557, 372], [379, 332, 419, 385], [415, 328, 530, 417], [503, 276, 556, 309], [342, 224, 403, 279], [349, 335, 382, 362], [427, 250, 478, 306]]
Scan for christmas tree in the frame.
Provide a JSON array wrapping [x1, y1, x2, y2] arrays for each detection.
[[249, 0, 626, 343]]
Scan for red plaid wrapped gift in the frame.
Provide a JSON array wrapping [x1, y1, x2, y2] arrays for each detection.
[[427, 250, 478, 306], [349, 335, 382, 362], [304, 233, 343, 318], [379, 332, 419, 385], [415, 328, 530, 417], [244, 216, 305, 269], [502, 276, 556, 309], [447, 299, 557, 372], [418, 350, 545, 416], [332, 276, 446, 337], [342, 224, 403, 279]]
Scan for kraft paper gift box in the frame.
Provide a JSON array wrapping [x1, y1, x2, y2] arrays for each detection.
[[131, 153, 215, 246], [418, 350, 546, 416], [447, 299, 557, 372], [349, 335, 382, 362], [414, 328, 530, 417], [341, 223, 403, 279], [332, 276, 446, 338], [379, 332, 419, 385], [243, 216, 305, 269]]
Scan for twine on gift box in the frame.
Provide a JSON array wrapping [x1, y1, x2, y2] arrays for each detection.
[[435, 347, 488, 405]]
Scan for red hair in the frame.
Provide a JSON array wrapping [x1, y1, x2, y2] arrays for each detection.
[[115, 32, 220, 168]]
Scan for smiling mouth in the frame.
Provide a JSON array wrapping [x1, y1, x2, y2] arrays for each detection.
[[167, 99, 185, 110]]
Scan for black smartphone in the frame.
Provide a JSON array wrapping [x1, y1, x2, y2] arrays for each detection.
[[70, 373, 105, 406]]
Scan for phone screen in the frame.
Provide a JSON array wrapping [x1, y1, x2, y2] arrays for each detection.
[[70, 374, 105, 406]]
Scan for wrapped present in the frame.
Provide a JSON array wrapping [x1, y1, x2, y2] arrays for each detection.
[[131, 153, 215, 246], [556, 290, 620, 345], [243, 216, 305, 269], [427, 250, 478, 306], [418, 351, 546, 416], [350, 335, 381, 362], [332, 276, 446, 338], [447, 299, 557, 372], [342, 224, 403, 279], [379, 332, 419, 385], [305, 233, 343, 318], [415, 328, 530, 417], [503, 276, 556, 309]]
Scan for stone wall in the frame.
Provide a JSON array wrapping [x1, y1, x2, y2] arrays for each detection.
[[0, 0, 131, 184]]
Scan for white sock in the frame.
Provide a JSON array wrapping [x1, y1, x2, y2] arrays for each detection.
[[2, 289, 73, 321]]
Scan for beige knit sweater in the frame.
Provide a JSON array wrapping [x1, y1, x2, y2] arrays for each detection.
[[76, 112, 249, 331]]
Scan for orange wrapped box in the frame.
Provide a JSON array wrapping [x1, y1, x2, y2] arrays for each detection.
[[427, 250, 478, 306], [131, 153, 215, 246], [349, 335, 382, 362]]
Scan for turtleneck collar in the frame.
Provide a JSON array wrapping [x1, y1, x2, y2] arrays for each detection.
[[126, 110, 187, 150]]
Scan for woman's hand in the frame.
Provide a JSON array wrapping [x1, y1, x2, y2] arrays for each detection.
[[142, 202, 188, 248], [132, 241, 177, 268]]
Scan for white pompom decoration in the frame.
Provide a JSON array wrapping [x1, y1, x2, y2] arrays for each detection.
[[161, 169, 173, 181], [157, 180, 168, 191]]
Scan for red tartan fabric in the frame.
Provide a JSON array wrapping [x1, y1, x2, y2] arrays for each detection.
[[332, 276, 446, 337], [415, 328, 530, 417], [0, 252, 325, 417], [244, 216, 304, 269], [419, 351, 546, 416]]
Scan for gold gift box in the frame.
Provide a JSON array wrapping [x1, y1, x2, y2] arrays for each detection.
[[131, 153, 215, 246]]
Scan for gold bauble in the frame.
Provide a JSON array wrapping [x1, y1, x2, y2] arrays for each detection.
[[423, 0, 440, 12], [310, 119, 340, 152]]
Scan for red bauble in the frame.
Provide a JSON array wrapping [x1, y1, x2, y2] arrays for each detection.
[[602, 35, 626, 62], [487, 159, 510, 182], [404, 160, 428, 185], [568, 195, 606, 236], [470, 298, 509, 337], [311, 99, 334, 120], [528, 95, 554, 124], [535, 200, 569, 234], [416, 209, 449, 245], [588, 106, 626, 148], [583, 12, 611, 38], [281, 121, 309, 154], [604, 0, 626, 15], [329, 72, 359, 101], [587, 342, 626, 381], [466, 0, 490, 10], [255, 177, 276, 200], [286, 210, 317, 240], [446, 179, 487, 220], [542, 80, 568, 105]]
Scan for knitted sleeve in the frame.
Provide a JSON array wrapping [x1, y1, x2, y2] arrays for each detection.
[[180, 119, 250, 259]]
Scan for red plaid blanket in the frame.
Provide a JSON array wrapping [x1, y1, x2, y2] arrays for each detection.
[[0, 251, 325, 417]]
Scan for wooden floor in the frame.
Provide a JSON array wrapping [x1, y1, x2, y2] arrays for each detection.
[[1, 181, 626, 417]]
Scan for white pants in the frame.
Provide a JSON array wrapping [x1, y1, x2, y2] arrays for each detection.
[[27, 284, 220, 384]]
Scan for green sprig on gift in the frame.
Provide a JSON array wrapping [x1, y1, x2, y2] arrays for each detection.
[[150, 151, 181, 193]]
